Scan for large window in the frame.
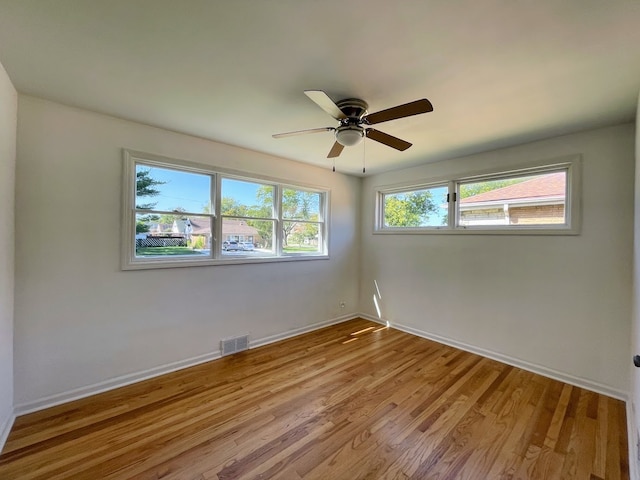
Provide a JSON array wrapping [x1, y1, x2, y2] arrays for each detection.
[[375, 156, 581, 235], [122, 150, 329, 269]]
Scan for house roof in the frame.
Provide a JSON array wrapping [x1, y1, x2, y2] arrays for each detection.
[[173, 218, 259, 236], [460, 172, 565, 204], [0, 2, 638, 175], [222, 219, 258, 235], [186, 219, 210, 235]]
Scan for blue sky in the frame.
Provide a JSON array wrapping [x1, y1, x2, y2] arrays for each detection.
[[136, 165, 269, 213]]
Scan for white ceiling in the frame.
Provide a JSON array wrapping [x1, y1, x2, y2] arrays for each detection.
[[0, 1, 638, 176]]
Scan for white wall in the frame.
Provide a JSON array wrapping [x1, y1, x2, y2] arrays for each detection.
[[13, 96, 361, 408], [360, 124, 634, 398], [0, 62, 16, 448]]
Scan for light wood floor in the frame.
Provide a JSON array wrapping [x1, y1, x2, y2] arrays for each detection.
[[0, 318, 629, 479]]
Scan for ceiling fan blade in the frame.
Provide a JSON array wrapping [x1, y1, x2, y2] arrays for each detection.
[[366, 129, 412, 151], [327, 141, 344, 158], [364, 98, 433, 125], [304, 90, 347, 120], [272, 127, 334, 138]]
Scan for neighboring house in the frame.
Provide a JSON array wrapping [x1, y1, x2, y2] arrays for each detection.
[[458, 172, 566, 226], [172, 219, 194, 239], [222, 219, 260, 244], [170, 218, 261, 247], [149, 223, 172, 234]]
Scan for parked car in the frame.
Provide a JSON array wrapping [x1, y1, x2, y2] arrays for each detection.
[[222, 241, 240, 251], [240, 242, 255, 251]]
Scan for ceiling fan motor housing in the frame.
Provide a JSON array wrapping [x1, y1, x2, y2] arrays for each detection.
[[336, 98, 368, 119]]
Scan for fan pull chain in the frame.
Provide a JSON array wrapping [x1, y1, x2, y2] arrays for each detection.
[[362, 136, 366, 174], [332, 157, 336, 172]]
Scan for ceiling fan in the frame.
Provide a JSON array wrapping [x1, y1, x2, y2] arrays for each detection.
[[273, 90, 433, 158]]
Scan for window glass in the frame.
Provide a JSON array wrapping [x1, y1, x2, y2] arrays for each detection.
[[135, 214, 211, 258], [458, 171, 567, 227], [283, 221, 322, 254], [135, 165, 210, 214], [282, 188, 321, 220], [221, 218, 275, 256], [221, 178, 273, 218], [383, 185, 448, 228]]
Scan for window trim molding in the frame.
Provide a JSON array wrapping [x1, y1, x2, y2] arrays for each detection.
[[374, 154, 582, 235], [121, 149, 331, 270]]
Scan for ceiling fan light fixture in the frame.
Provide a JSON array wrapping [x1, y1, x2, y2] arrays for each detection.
[[335, 126, 364, 147]]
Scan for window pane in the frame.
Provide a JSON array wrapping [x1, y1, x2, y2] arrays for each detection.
[[283, 221, 322, 254], [221, 178, 273, 218], [383, 185, 448, 227], [135, 164, 210, 214], [135, 214, 211, 257], [282, 189, 321, 220], [222, 218, 275, 256], [458, 171, 566, 226]]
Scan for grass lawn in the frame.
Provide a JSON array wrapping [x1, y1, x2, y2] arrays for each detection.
[[136, 246, 203, 256], [283, 245, 319, 253]]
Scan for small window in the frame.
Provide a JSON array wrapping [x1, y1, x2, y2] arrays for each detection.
[[375, 156, 580, 235], [122, 150, 330, 269], [382, 185, 448, 228]]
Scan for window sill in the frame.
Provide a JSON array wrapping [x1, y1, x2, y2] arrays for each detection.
[[374, 225, 580, 236], [121, 254, 330, 270]]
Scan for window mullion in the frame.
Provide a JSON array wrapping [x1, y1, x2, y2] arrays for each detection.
[[213, 173, 221, 259], [448, 181, 456, 229], [275, 185, 283, 256]]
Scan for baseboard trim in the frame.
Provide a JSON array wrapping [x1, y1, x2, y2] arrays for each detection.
[[360, 313, 628, 401], [14, 314, 360, 416], [14, 313, 626, 421], [250, 313, 358, 349], [14, 350, 224, 416], [0, 407, 15, 454], [357, 313, 389, 326]]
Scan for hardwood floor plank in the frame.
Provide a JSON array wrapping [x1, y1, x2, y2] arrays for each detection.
[[0, 318, 629, 480], [454, 370, 541, 478]]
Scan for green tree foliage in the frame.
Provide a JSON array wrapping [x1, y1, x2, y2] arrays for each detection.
[[221, 187, 320, 248], [282, 188, 314, 219], [281, 189, 319, 246], [135, 169, 165, 234], [136, 169, 165, 209], [222, 193, 274, 248], [136, 223, 152, 234], [221, 197, 249, 217], [248, 189, 275, 247], [384, 191, 438, 227]]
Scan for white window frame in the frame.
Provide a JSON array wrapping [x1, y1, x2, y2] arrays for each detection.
[[374, 155, 581, 235], [280, 186, 327, 257], [378, 182, 451, 231], [122, 150, 330, 270]]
